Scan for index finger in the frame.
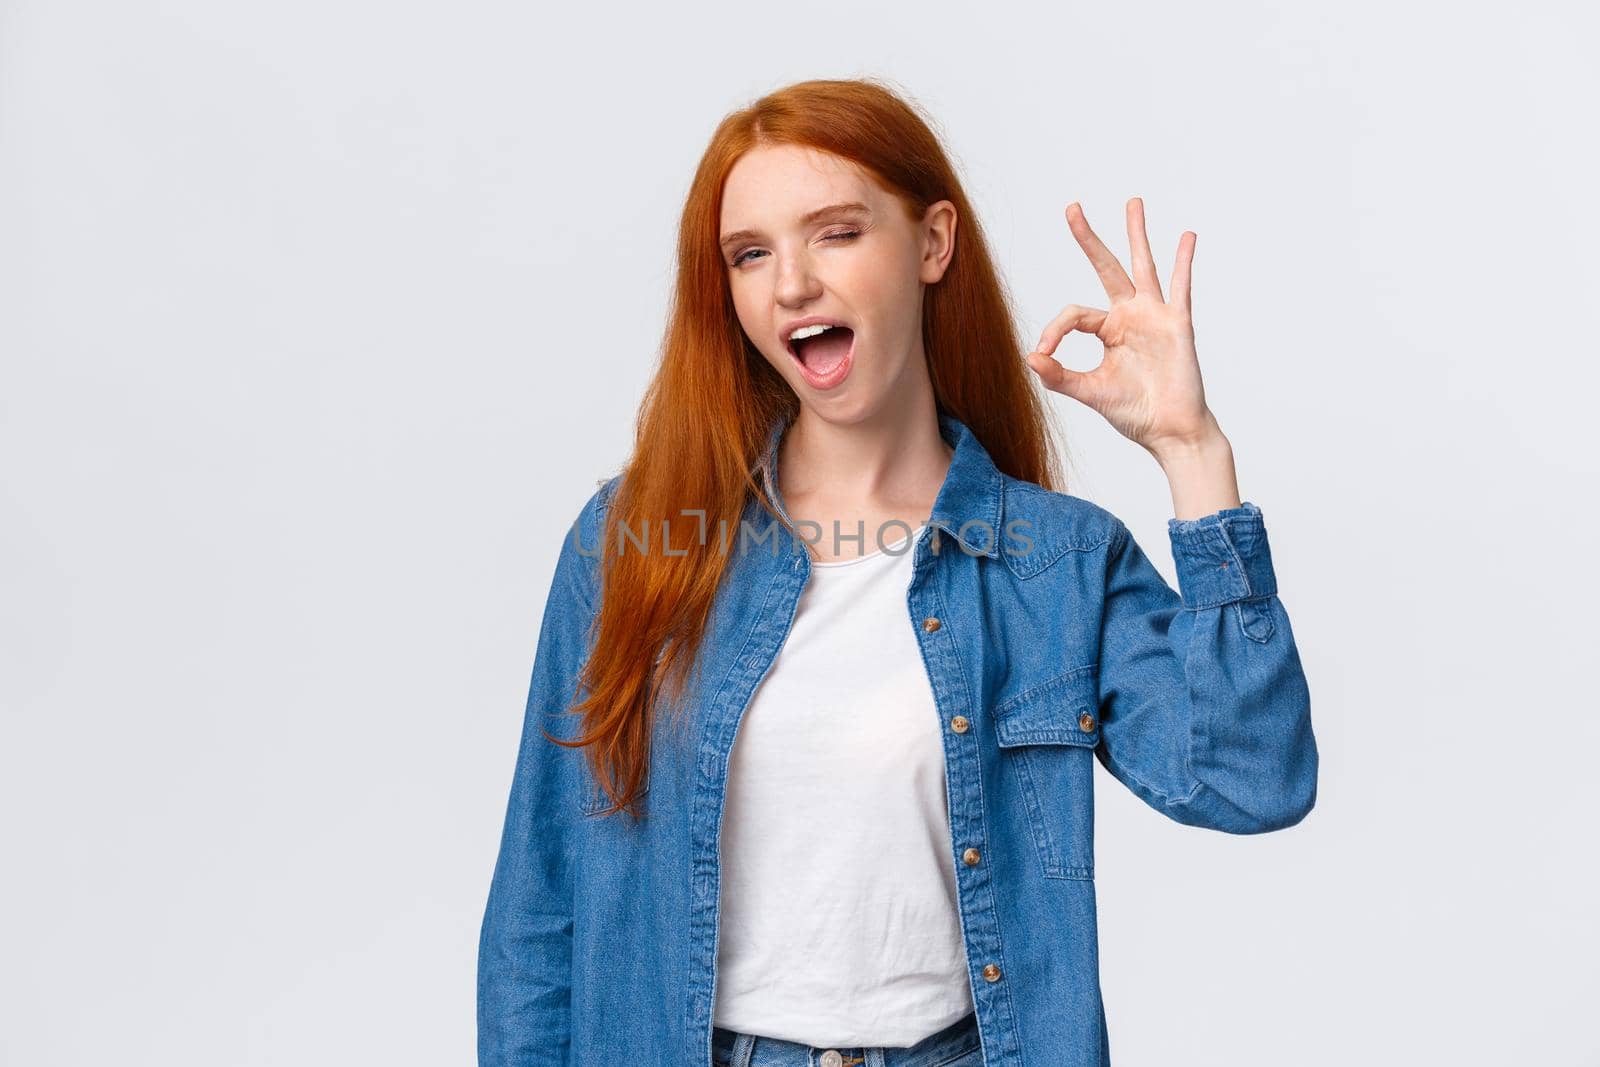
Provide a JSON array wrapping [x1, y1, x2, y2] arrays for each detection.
[[1066, 202, 1135, 304]]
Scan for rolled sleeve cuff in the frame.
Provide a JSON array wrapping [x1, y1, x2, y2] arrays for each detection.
[[1167, 501, 1278, 610]]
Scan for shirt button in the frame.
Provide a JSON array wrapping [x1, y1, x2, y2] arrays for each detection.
[[963, 847, 981, 866], [1079, 712, 1097, 732], [819, 1052, 843, 1067], [950, 715, 970, 733], [922, 616, 941, 632], [982, 963, 1002, 982]]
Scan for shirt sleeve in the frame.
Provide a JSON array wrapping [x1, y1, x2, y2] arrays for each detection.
[[477, 494, 603, 1065], [1094, 501, 1319, 834]]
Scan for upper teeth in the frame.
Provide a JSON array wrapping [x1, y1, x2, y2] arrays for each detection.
[[788, 323, 837, 342]]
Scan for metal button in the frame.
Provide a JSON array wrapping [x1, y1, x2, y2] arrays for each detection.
[[950, 715, 970, 733], [922, 616, 941, 632], [820, 1051, 844, 1067], [982, 963, 1002, 982], [1078, 712, 1096, 732], [963, 847, 981, 866]]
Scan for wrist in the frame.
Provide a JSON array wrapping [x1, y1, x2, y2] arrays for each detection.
[[1150, 416, 1242, 520], [1148, 416, 1231, 470]]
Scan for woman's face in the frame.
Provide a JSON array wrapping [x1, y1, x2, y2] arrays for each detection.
[[719, 144, 956, 424]]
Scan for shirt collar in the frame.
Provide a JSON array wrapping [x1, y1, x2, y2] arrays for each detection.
[[755, 409, 1005, 559]]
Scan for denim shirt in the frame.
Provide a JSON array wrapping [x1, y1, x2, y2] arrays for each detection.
[[478, 411, 1318, 1067]]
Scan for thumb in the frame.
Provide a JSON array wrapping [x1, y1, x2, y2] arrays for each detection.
[[1025, 351, 1094, 403]]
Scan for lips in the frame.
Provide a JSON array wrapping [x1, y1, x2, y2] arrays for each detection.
[[786, 326, 854, 391]]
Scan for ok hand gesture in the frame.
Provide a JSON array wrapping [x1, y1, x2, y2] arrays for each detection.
[[1025, 198, 1218, 457]]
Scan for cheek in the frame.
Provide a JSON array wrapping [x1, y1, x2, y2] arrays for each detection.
[[730, 293, 792, 374], [729, 288, 770, 349], [851, 269, 922, 382], [843, 248, 919, 318]]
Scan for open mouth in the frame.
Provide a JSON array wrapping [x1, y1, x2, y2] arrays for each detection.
[[786, 326, 855, 390]]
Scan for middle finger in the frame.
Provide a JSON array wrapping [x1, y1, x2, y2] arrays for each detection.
[[1126, 197, 1164, 301]]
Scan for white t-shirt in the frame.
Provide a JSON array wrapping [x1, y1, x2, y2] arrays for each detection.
[[711, 524, 976, 1047]]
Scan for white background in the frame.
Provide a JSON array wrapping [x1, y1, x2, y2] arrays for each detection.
[[3, 1, 1596, 1064]]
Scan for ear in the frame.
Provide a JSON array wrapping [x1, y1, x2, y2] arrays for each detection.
[[919, 199, 958, 284]]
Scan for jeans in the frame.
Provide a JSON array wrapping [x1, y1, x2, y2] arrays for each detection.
[[711, 1011, 983, 1067]]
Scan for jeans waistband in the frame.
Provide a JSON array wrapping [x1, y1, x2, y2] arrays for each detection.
[[711, 1009, 981, 1067]]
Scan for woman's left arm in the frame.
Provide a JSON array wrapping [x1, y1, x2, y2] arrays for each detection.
[[1025, 197, 1317, 832], [1095, 494, 1317, 833]]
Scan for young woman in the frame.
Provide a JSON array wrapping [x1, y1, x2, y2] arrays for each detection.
[[478, 78, 1318, 1067]]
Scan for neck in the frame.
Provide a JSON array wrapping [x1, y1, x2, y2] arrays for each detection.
[[776, 393, 953, 556]]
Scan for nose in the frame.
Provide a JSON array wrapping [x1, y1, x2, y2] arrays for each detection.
[[773, 248, 823, 308]]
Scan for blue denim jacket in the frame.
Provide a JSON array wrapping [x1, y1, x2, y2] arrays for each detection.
[[478, 411, 1318, 1066]]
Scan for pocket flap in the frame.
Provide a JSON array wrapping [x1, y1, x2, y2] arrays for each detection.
[[993, 665, 1101, 748]]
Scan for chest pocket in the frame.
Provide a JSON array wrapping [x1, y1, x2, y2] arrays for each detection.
[[578, 761, 651, 818], [582, 777, 649, 819], [992, 664, 1101, 881]]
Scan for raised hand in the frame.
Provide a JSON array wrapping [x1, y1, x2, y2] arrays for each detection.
[[1025, 198, 1218, 457]]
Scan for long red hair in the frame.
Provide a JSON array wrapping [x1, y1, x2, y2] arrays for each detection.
[[555, 76, 1067, 818]]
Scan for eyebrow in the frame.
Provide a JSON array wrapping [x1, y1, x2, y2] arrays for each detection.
[[719, 201, 872, 253]]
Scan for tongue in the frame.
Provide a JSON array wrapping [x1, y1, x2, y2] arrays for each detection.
[[798, 328, 852, 372]]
